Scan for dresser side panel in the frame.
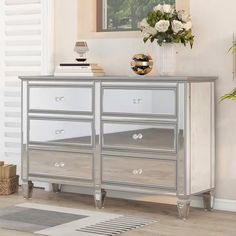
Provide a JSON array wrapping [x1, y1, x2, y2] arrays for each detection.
[[190, 82, 212, 194]]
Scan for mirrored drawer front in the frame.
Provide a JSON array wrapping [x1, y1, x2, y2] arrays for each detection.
[[102, 88, 176, 116], [29, 87, 93, 112], [102, 156, 176, 189], [103, 122, 176, 153], [29, 150, 93, 180], [29, 119, 93, 147]]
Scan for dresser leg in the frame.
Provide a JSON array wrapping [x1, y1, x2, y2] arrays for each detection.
[[177, 198, 191, 220], [203, 190, 214, 211], [94, 188, 106, 209], [52, 183, 62, 193], [22, 181, 34, 199]]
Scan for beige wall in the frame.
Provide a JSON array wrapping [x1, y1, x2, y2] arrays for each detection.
[[55, 0, 236, 201], [54, 0, 78, 65]]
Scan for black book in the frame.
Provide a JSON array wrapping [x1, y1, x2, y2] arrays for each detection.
[[60, 63, 91, 66]]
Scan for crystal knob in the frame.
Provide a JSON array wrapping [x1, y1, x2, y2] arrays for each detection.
[[138, 133, 143, 139], [132, 133, 143, 140], [55, 96, 65, 102], [55, 129, 65, 135], [132, 98, 143, 104], [54, 162, 60, 167], [132, 169, 143, 175], [60, 162, 65, 167]]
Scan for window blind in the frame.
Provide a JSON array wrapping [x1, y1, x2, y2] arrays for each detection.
[[0, 0, 54, 175]]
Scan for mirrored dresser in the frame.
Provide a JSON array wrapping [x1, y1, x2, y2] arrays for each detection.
[[19, 75, 217, 219]]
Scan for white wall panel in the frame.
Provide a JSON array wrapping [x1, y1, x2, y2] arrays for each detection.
[[0, 0, 54, 178]]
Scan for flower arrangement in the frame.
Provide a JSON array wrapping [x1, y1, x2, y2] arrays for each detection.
[[139, 4, 194, 48]]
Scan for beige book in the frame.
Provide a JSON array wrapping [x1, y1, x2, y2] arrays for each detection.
[[0, 161, 4, 166], [3, 165, 16, 179], [2, 164, 10, 179]]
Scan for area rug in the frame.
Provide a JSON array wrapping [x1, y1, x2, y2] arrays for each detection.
[[0, 203, 157, 236]]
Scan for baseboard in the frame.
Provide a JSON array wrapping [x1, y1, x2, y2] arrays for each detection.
[[62, 185, 236, 213], [191, 196, 236, 212]]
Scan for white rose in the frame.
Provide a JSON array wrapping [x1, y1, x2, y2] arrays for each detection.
[[162, 4, 173, 13], [143, 26, 157, 36], [155, 20, 170, 32], [178, 10, 191, 22], [172, 20, 183, 33], [183, 21, 192, 30], [142, 31, 150, 38], [153, 4, 163, 12], [139, 18, 149, 30]]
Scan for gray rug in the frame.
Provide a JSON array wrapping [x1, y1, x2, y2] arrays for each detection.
[[0, 203, 157, 236], [0, 207, 87, 232]]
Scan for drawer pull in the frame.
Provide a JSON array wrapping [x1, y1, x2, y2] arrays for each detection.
[[60, 162, 65, 167], [132, 169, 143, 175], [132, 98, 143, 104], [132, 133, 143, 140], [54, 162, 65, 168], [54, 162, 60, 167], [55, 129, 65, 135], [138, 133, 143, 139], [55, 96, 65, 102]]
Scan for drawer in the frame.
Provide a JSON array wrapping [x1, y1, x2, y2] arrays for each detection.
[[102, 87, 176, 116], [28, 150, 93, 180], [102, 156, 176, 189], [29, 86, 93, 113], [29, 119, 93, 147], [102, 122, 177, 153]]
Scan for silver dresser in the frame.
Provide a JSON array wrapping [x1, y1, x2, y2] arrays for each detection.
[[20, 75, 217, 219]]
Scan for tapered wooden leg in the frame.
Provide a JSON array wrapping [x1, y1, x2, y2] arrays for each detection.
[[94, 188, 107, 209], [203, 190, 214, 211], [52, 183, 62, 193], [22, 181, 34, 199], [177, 198, 191, 220]]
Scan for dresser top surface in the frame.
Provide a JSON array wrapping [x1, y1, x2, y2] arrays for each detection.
[[19, 75, 217, 83]]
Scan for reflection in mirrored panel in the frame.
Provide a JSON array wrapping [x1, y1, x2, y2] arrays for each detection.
[[102, 156, 176, 188], [177, 82, 186, 195], [29, 150, 93, 180], [103, 88, 176, 116], [29, 87, 92, 112], [29, 119, 92, 146], [98, 0, 175, 31], [103, 122, 176, 152]]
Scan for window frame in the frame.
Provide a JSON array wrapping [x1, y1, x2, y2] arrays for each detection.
[[78, 0, 190, 39], [97, 0, 176, 32]]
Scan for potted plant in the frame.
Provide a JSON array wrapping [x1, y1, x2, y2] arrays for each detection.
[[220, 42, 236, 101], [139, 3, 194, 75]]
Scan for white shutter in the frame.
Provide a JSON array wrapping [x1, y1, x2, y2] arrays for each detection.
[[0, 0, 54, 175]]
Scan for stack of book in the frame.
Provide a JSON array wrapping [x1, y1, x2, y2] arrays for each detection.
[[54, 63, 105, 77]]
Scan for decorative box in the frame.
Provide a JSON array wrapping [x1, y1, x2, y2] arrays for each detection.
[[0, 175, 19, 195]]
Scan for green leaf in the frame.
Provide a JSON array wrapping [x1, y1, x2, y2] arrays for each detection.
[[143, 37, 148, 43], [228, 42, 236, 53], [220, 88, 236, 102]]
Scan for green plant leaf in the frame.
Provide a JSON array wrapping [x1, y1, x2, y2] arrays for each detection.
[[220, 88, 236, 102], [228, 42, 236, 53]]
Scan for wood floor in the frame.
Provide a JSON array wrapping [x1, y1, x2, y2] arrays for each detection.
[[0, 188, 236, 236]]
